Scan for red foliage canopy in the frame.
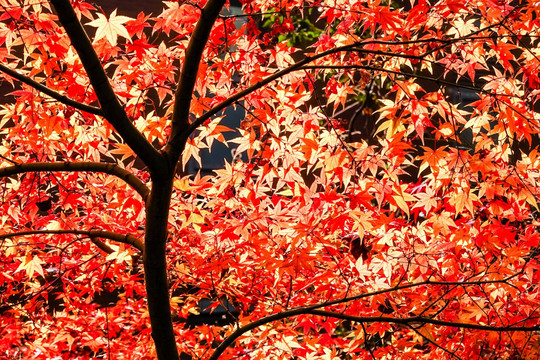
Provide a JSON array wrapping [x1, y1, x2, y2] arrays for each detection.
[[0, 0, 540, 359]]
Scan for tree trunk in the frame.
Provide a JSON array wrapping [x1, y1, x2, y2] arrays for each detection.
[[144, 174, 179, 360]]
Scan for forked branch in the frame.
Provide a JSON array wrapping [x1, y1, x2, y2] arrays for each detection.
[[49, 0, 167, 177]]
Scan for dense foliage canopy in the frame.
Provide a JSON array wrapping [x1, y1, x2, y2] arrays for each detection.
[[1, 0, 540, 359]]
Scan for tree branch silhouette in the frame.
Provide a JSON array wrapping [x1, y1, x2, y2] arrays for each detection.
[[0, 161, 150, 200], [49, 0, 167, 177], [0, 229, 143, 252], [0, 62, 103, 115]]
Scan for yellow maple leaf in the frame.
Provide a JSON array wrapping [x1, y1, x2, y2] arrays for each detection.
[[393, 183, 416, 216], [413, 186, 439, 214], [17, 254, 44, 279], [449, 189, 477, 215], [87, 9, 132, 46]]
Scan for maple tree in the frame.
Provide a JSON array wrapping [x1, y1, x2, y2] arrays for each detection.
[[1, 0, 540, 359]]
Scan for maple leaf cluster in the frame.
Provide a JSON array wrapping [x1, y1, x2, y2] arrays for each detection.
[[0, 0, 540, 359]]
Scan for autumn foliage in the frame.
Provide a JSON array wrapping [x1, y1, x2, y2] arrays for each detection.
[[1, 0, 540, 359]]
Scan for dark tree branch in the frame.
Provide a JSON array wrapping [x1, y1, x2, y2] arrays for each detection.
[[90, 237, 114, 254], [49, 0, 167, 178], [309, 275, 523, 311], [208, 274, 527, 360], [187, 22, 507, 140], [144, 2, 229, 358], [300, 64, 523, 100], [307, 309, 539, 332], [210, 306, 538, 360], [186, 44, 434, 137], [165, 0, 227, 164], [0, 62, 103, 115], [187, 43, 365, 137], [0, 161, 150, 200], [0, 229, 143, 252], [144, 176, 178, 360]]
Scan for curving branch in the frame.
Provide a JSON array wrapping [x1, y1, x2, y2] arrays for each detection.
[[187, 22, 507, 141], [184, 44, 437, 139], [0, 62, 103, 116], [0, 229, 143, 252], [300, 64, 523, 100], [301, 64, 485, 95], [185, 43, 363, 139], [90, 237, 114, 254], [208, 274, 528, 360], [0, 161, 150, 200], [307, 309, 539, 332], [49, 0, 167, 178], [298, 275, 524, 313], [165, 0, 227, 163]]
